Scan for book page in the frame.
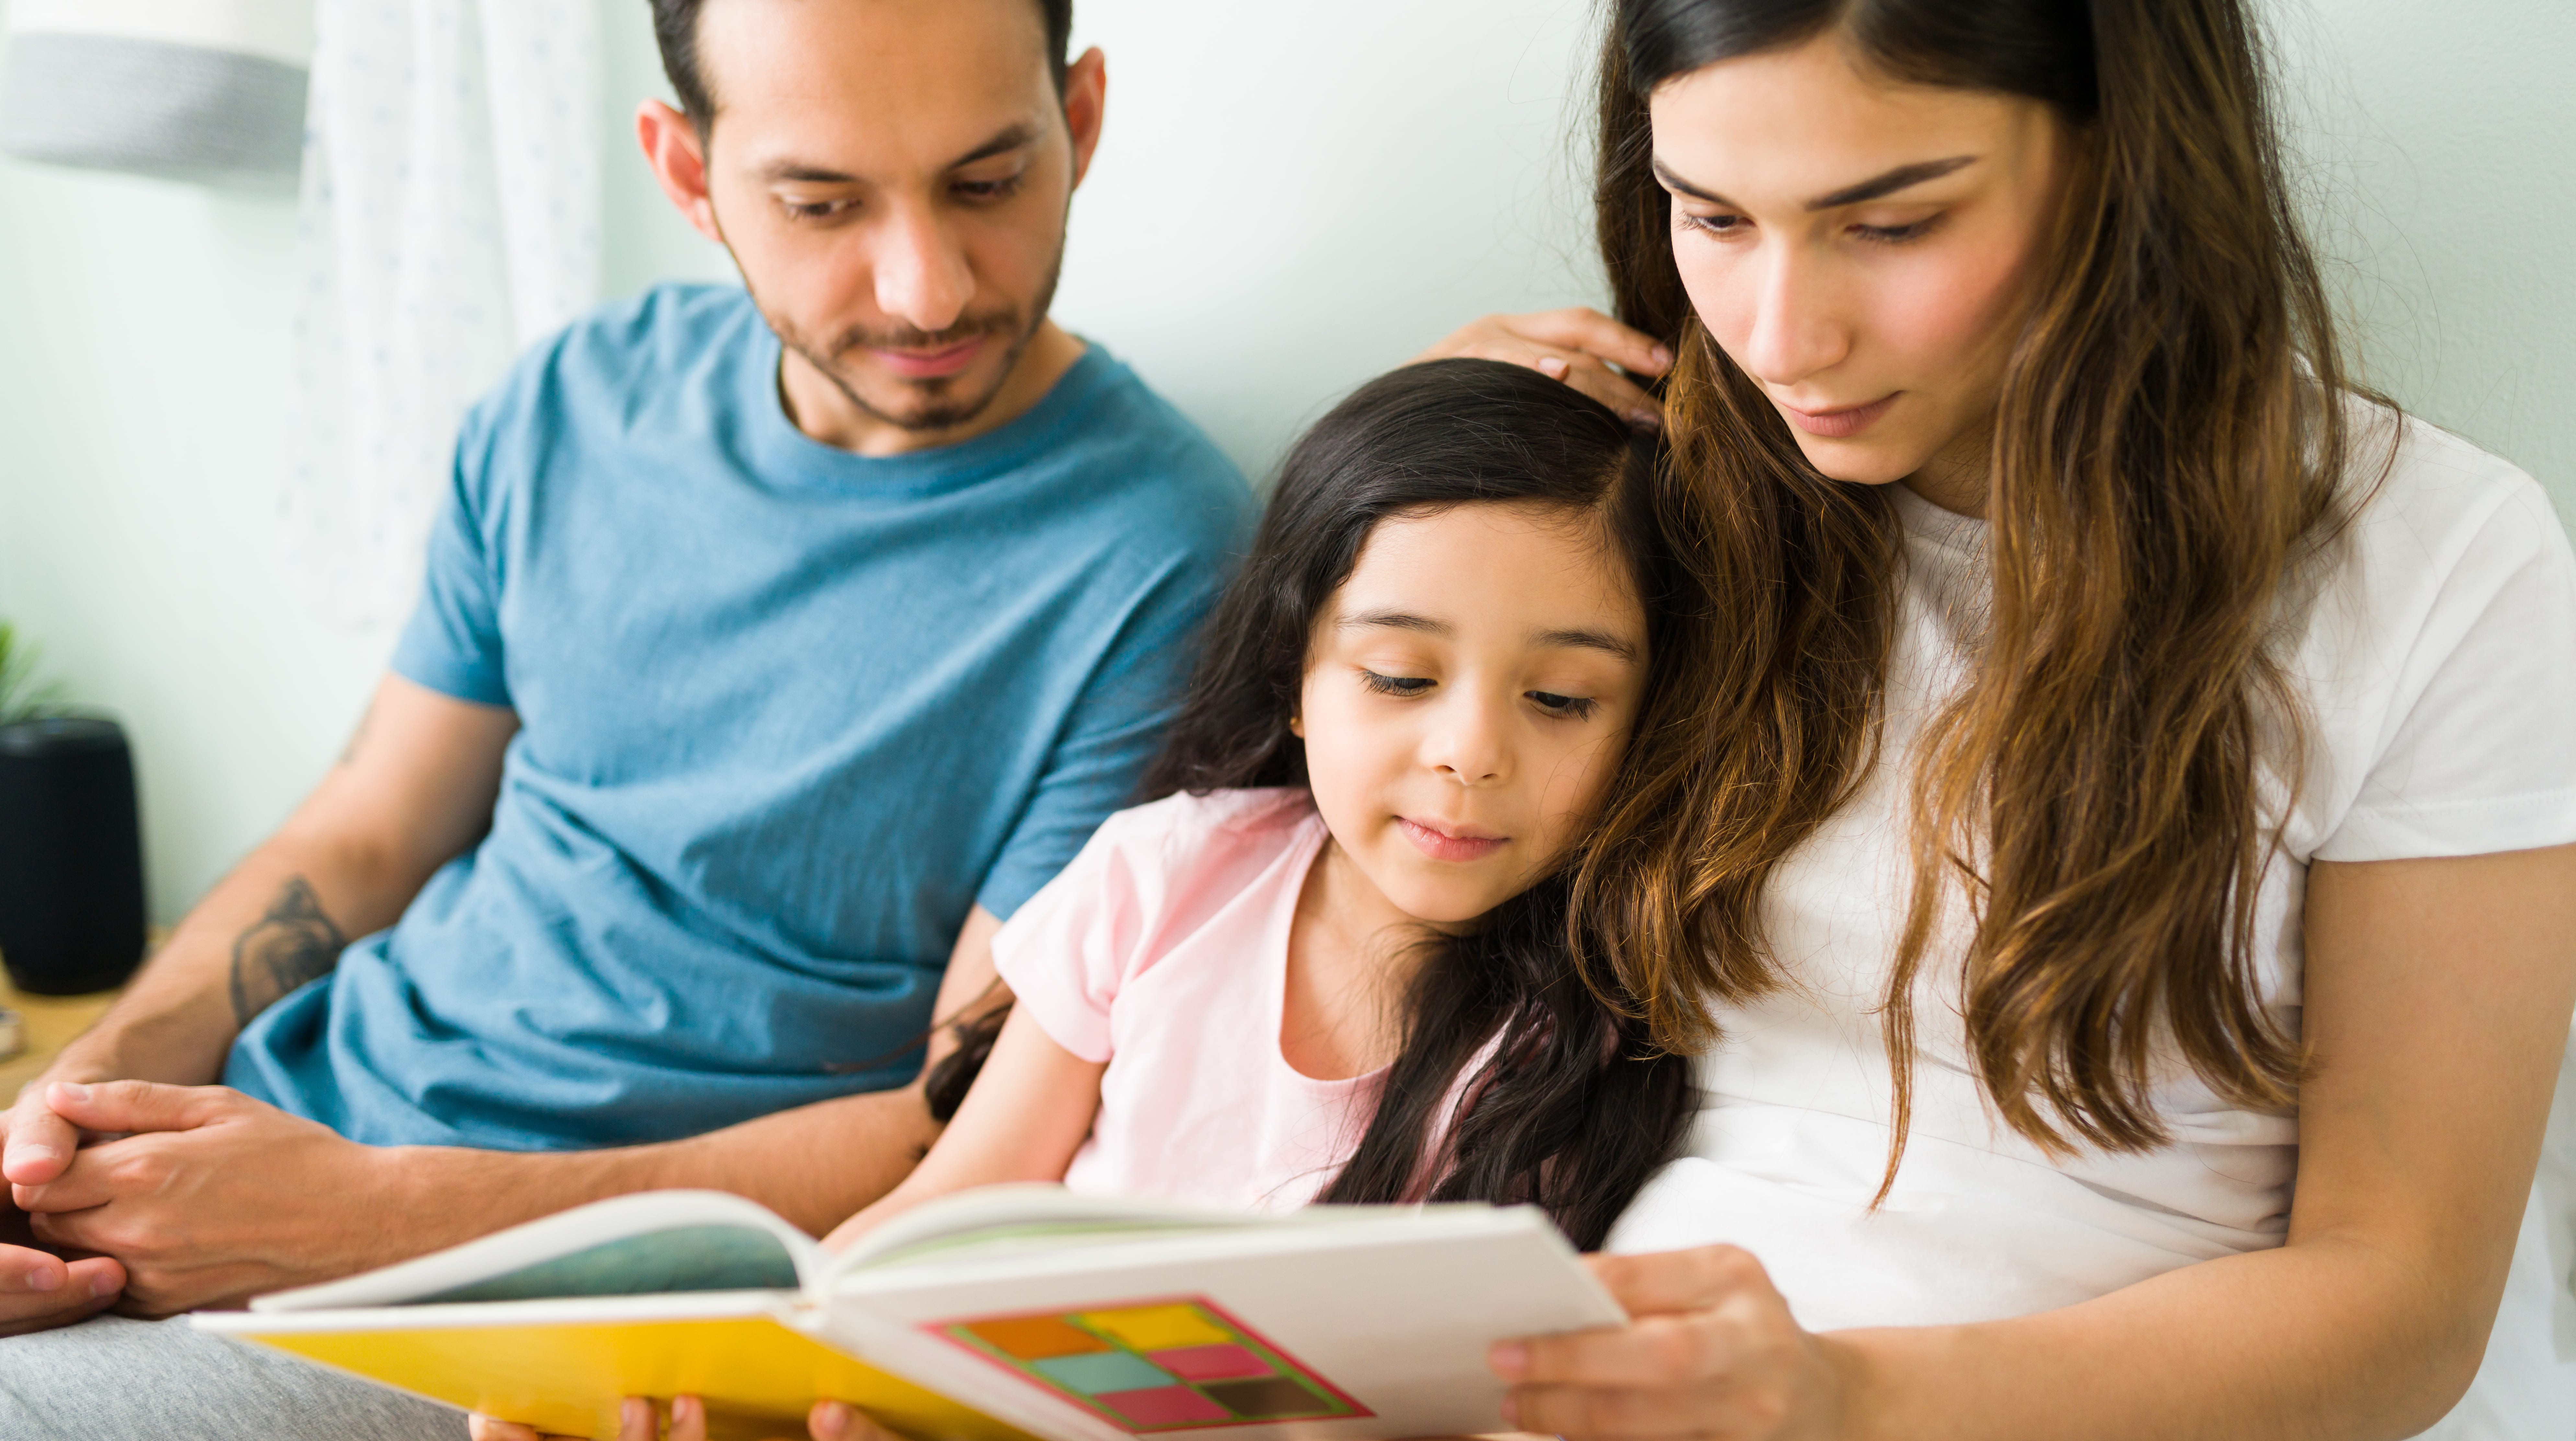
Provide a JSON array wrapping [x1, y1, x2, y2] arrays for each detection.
[[252, 1191, 831, 1313], [830, 1206, 1623, 1441]]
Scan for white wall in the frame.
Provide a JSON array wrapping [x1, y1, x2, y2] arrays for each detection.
[[1, 0, 2570, 924]]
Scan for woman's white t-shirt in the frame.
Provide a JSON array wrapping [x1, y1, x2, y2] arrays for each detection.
[[1607, 413, 2576, 1437]]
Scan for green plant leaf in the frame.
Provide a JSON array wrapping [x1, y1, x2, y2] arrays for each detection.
[[0, 620, 69, 725]]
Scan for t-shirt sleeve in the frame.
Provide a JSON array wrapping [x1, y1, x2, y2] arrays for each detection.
[[990, 806, 1170, 1063], [2314, 474, 2576, 861], [389, 424, 512, 709], [975, 520, 1243, 921]]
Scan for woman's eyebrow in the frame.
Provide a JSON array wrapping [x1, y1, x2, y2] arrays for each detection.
[[1805, 156, 1978, 209], [1649, 155, 1979, 211]]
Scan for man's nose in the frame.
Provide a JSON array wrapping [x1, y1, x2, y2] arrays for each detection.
[[870, 204, 975, 336], [1739, 243, 1850, 388]]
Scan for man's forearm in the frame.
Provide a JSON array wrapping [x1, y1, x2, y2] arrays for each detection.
[[44, 837, 422, 1089], [383, 1084, 946, 1256]]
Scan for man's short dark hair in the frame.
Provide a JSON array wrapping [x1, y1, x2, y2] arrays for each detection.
[[650, 0, 1074, 129]]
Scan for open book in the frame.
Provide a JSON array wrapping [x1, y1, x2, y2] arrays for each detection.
[[193, 1186, 1623, 1441]]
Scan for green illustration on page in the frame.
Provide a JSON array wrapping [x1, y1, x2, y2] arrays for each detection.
[[934, 1298, 1372, 1433]]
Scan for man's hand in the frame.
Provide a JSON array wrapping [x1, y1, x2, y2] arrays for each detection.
[[0, 1078, 130, 1333], [9, 1080, 410, 1316], [1413, 308, 1673, 429]]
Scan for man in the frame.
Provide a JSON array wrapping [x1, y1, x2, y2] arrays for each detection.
[[0, 0, 1248, 1432]]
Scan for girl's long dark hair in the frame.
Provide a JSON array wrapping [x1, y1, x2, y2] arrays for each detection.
[[1141, 359, 1705, 1249]]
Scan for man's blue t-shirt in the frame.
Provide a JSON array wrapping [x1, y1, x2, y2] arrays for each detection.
[[223, 284, 1251, 1150]]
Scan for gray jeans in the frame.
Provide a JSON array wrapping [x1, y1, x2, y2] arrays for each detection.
[[0, 1313, 466, 1440]]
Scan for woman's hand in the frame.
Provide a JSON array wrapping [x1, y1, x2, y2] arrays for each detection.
[[1491, 1248, 1857, 1441], [468, 1394, 896, 1441], [1411, 309, 1673, 430]]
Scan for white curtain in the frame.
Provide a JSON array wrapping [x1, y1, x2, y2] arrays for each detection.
[[287, 0, 600, 626]]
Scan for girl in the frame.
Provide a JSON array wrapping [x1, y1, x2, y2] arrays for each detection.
[[472, 357, 1732, 1441], [835, 356, 1705, 1249], [1430, 1, 2576, 1437]]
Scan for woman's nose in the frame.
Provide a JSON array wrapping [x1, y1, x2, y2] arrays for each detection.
[[1739, 244, 1849, 388]]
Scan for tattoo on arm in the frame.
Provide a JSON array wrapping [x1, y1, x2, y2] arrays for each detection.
[[228, 877, 350, 1027]]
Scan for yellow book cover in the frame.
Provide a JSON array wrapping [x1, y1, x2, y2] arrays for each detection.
[[195, 1187, 1622, 1441]]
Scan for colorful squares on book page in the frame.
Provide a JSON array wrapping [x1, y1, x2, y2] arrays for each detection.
[[1095, 1387, 1234, 1427], [1149, 1345, 1268, 1382], [931, 1297, 1373, 1434], [1032, 1352, 1176, 1395], [964, 1316, 1110, 1360], [1080, 1304, 1234, 1351]]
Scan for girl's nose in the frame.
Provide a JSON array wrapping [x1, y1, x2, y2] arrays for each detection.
[[1422, 697, 1510, 786]]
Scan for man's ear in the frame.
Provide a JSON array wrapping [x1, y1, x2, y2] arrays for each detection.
[[638, 99, 723, 245], [1062, 47, 1107, 191]]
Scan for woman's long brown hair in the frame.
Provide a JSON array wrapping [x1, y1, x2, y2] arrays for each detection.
[[1577, 0, 2392, 1192]]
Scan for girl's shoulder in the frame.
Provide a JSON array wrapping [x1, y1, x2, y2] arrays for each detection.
[[1051, 787, 1323, 922], [1091, 786, 1320, 858]]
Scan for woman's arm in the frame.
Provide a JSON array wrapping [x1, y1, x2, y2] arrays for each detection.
[[821, 1005, 1107, 1249], [1492, 842, 2576, 1441]]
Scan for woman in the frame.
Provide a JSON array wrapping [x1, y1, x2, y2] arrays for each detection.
[[1437, 0, 2576, 1437], [490, 3, 2575, 1438]]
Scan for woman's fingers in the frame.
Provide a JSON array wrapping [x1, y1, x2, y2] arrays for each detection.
[[1585, 1245, 1773, 1319], [1498, 1311, 1731, 1391], [1505, 1380, 1730, 1440], [1413, 311, 1671, 429], [1504, 308, 1675, 378]]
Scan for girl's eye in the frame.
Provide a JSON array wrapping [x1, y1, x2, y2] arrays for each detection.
[[1527, 691, 1599, 720], [1359, 670, 1433, 698], [1679, 211, 1745, 238]]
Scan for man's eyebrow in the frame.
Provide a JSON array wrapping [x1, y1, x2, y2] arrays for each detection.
[[1535, 628, 1643, 663], [1650, 154, 1979, 211], [947, 121, 1043, 170], [1339, 610, 1450, 637], [751, 122, 1045, 186], [758, 160, 860, 184]]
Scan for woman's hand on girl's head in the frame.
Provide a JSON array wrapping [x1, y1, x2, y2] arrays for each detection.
[[1491, 1249, 1854, 1441], [1414, 310, 1673, 431], [467, 1394, 894, 1441]]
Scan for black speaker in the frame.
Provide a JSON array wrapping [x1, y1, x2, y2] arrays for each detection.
[[0, 717, 147, 996]]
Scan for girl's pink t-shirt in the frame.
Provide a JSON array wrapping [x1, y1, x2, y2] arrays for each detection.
[[991, 787, 1379, 1211]]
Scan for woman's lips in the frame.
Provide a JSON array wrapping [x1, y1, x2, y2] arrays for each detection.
[[1779, 394, 1897, 439], [869, 336, 988, 380], [1399, 817, 1507, 863]]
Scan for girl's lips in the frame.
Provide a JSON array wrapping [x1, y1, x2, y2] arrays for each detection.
[[1779, 393, 1898, 439], [1399, 817, 1507, 863]]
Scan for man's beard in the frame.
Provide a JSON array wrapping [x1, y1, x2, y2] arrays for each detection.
[[776, 251, 1064, 436]]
